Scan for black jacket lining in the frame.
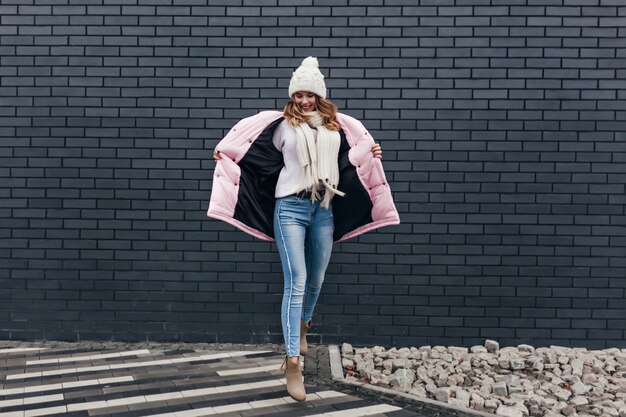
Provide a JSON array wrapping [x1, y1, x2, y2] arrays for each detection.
[[233, 117, 373, 241], [332, 128, 374, 241]]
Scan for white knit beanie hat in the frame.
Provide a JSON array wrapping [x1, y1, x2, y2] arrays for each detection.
[[288, 56, 327, 99]]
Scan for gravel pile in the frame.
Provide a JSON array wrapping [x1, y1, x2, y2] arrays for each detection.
[[341, 340, 626, 417]]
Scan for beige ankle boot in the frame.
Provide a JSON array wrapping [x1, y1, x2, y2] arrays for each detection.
[[300, 319, 312, 356], [280, 355, 306, 401]]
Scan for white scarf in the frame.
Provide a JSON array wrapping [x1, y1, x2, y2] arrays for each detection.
[[293, 111, 345, 208]]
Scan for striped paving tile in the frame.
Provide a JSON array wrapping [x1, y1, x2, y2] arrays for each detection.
[[0, 346, 417, 417], [0, 376, 135, 396], [0, 350, 48, 356], [4, 350, 274, 380], [25, 350, 152, 366]]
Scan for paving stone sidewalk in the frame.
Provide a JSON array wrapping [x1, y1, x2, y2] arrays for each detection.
[[0, 339, 429, 417]]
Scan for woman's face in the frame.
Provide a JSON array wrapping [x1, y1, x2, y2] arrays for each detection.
[[293, 91, 317, 113]]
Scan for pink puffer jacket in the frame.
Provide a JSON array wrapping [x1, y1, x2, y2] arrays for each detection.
[[207, 110, 400, 243]]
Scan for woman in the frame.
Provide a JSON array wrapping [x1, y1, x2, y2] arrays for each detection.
[[208, 57, 399, 401]]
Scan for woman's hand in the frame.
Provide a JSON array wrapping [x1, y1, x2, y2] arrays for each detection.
[[371, 143, 382, 159], [213, 148, 221, 161]]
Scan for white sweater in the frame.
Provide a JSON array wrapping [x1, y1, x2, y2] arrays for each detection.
[[272, 119, 323, 198]]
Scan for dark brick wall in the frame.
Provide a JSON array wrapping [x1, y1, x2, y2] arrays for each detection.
[[1, 0, 625, 349]]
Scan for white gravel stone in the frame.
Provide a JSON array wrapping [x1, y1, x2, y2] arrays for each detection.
[[571, 358, 584, 376], [419, 346, 432, 357], [389, 368, 415, 392], [341, 340, 626, 417], [392, 358, 410, 370], [342, 357, 354, 370], [510, 358, 526, 370], [355, 347, 370, 355], [493, 381, 508, 396], [341, 342, 353, 355], [571, 381, 590, 395], [356, 359, 374, 378], [526, 355, 544, 372], [458, 360, 473, 373], [425, 382, 438, 395], [472, 346, 489, 354], [372, 345, 386, 355], [571, 396, 589, 407], [552, 387, 572, 402], [435, 388, 450, 402], [485, 399, 498, 410], [486, 340, 500, 353], [451, 388, 471, 408], [538, 348, 558, 365], [603, 406, 620, 417], [471, 392, 486, 410], [497, 405, 526, 417], [368, 369, 383, 385], [518, 344, 535, 354], [582, 373, 597, 384]]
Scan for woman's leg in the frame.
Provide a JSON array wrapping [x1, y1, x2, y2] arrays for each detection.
[[301, 201, 334, 323], [274, 197, 310, 357]]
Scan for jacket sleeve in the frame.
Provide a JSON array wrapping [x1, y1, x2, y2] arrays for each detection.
[[207, 114, 261, 221]]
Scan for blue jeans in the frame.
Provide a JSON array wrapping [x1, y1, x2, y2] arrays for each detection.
[[274, 195, 334, 357]]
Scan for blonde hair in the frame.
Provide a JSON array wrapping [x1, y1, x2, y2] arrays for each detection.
[[283, 95, 341, 131]]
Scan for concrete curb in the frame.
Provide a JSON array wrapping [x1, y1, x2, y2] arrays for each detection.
[[328, 344, 496, 417]]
